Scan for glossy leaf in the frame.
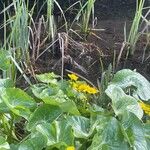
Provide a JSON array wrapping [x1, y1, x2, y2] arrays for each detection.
[[36, 72, 60, 84], [105, 85, 143, 119], [27, 104, 62, 131], [67, 116, 93, 139], [18, 132, 47, 150], [121, 113, 148, 150], [111, 69, 150, 101], [88, 117, 129, 150], [36, 120, 74, 148], [1, 88, 36, 118], [0, 79, 14, 113], [60, 101, 80, 115], [31, 84, 68, 105]]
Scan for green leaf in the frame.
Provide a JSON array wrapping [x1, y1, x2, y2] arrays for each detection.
[[0, 88, 9, 113], [0, 50, 11, 71], [105, 85, 143, 119], [67, 116, 92, 139], [60, 101, 80, 115], [18, 132, 47, 150], [1, 88, 36, 108], [0, 78, 14, 88], [0, 79, 14, 113], [0, 102, 9, 113], [36, 72, 60, 84], [36, 120, 74, 148], [89, 104, 104, 114], [1, 88, 36, 119], [111, 69, 150, 101], [9, 144, 19, 150], [88, 117, 129, 150], [31, 84, 68, 105], [0, 136, 10, 150], [0, 78, 14, 113], [27, 104, 62, 131], [144, 123, 150, 148], [121, 113, 148, 150]]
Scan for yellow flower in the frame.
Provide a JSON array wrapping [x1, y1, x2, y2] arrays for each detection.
[[77, 83, 88, 92], [79, 83, 98, 94], [139, 102, 150, 116], [87, 86, 99, 94], [66, 146, 75, 150], [68, 74, 78, 81], [71, 81, 99, 94]]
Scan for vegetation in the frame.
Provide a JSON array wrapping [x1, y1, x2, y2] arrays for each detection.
[[0, 0, 150, 150], [0, 69, 150, 149], [127, 0, 146, 57]]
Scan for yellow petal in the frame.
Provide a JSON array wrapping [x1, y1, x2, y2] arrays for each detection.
[[68, 74, 78, 81], [66, 146, 75, 150], [139, 102, 150, 116]]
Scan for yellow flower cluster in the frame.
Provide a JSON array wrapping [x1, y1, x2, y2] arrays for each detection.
[[72, 82, 99, 94], [66, 146, 75, 150], [139, 102, 150, 116], [68, 73, 99, 94], [68, 74, 78, 81]]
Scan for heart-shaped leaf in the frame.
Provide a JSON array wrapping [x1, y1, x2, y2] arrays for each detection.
[[105, 85, 143, 119], [1, 88, 36, 119], [27, 104, 62, 131], [111, 69, 150, 101]]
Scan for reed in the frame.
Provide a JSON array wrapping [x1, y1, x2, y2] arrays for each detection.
[[46, 0, 56, 41], [141, 9, 150, 62], [1, 0, 34, 83], [127, 0, 145, 57], [81, 0, 96, 34]]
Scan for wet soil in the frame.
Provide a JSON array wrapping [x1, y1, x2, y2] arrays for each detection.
[[1, 0, 150, 86], [33, 17, 150, 86]]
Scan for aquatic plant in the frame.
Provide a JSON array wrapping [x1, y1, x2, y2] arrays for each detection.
[[81, 0, 96, 34], [0, 70, 149, 149], [1, 0, 34, 83], [127, 0, 146, 56]]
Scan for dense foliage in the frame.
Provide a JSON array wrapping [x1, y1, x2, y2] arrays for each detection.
[[0, 67, 150, 149]]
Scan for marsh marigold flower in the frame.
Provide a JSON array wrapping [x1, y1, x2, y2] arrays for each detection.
[[66, 146, 75, 150], [68, 74, 78, 81], [71, 82, 99, 94], [139, 101, 150, 116]]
